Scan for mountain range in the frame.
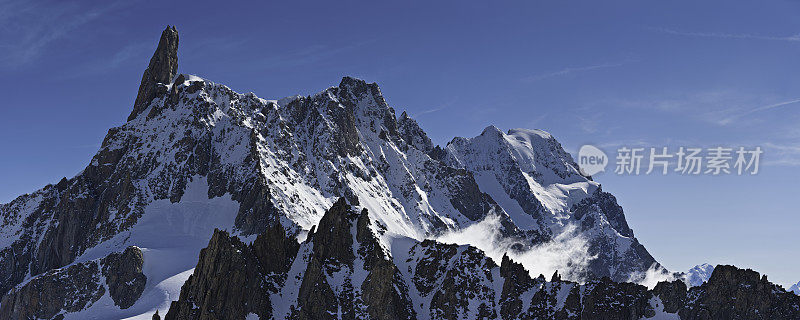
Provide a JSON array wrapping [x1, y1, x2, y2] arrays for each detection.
[[0, 26, 798, 320]]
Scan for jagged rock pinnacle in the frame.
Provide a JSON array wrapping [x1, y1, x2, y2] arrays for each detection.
[[128, 26, 179, 121]]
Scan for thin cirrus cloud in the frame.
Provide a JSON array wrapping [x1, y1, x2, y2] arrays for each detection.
[[609, 91, 800, 127], [522, 61, 629, 82], [650, 27, 800, 42], [252, 39, 377, 71], [717, 98, 800, 125], [416, 106, 447, 116], [761, 142, 800, 167], [0, 0, 132, 68], [413, 97, 458, 117], [55, 42, 153, 80]]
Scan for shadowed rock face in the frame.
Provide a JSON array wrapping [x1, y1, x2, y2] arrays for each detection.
[[163, 227, 292, 320], [0, 259, 105, 320], [653, 279, 688, 313], [282, 198, 416, 320], [163, 199, 416, 320], [499, 254, 537, 319], [104, 246, 148, 309], [129, 25, 179, 121], [679, 265, 800, 320], [0, 246, 146, 319]]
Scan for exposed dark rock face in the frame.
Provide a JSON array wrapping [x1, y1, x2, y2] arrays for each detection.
[[165, 199, 415, 320], [293, 198, 358, 319], [130, 26, 179, 121], [405, 240, 498, 319], [499, 254, 537, 319], [164, 221, 299, 320], [0, 246, 146, 319], [578, 278, 655, 319], [164, 229, 280, 320], [0, 259, 104, 319], [652, 279, 687, 313], [292, 198, 416, 320], [103, 246, 148, 309], [679, 265, 800, 320], [398, 111, 434, 155]]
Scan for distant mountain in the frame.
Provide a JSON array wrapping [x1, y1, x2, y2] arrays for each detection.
[[1, 26, 799, 320], [683, 263, 715, 287], [790, 281, 800, 295]]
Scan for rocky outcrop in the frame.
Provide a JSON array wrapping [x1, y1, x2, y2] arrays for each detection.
[[0, 246, 146, 319], [292, 198, 416, 320], [165, 199, 415, 320], [572, 190, 633, 238], [652, 279, 687, 313], [292, 198, 358, 319], [0, 259, 105, 320], [130, 25, 179, 121], [499, 254, 537, 319], [103, 246, 147, 308], [397, 111, 434, 155], [0, 27, 275, 302], [164, 222, 299, 320], [679, 265, 800, 319], [165, 230, 273, 320], [405, 240, 498, 319], [578, 278, 655, 319]]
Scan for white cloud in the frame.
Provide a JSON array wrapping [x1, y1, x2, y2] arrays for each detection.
[[627, 264, 675, 289], [435, 214, 595, 282]]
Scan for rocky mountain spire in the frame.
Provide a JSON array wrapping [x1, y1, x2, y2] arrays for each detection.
[[128, 26, 179, 121]]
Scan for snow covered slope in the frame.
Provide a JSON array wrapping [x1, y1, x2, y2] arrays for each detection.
[[0, 26, 659, 319]]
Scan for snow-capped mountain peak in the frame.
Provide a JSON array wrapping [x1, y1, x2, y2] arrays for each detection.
[[789, 281, 800, 295], [0, 26, 661, 319], [683, 263, 715, 287]]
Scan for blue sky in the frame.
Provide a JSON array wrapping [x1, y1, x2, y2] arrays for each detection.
[[1, 0, 798, 286]]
